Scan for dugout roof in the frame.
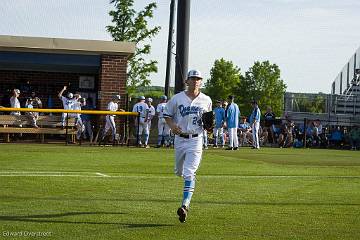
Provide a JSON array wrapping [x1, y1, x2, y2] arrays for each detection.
[[0, 35, 135, 73]]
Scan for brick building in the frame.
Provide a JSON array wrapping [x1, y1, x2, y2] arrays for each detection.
[[0, 35, 135, 111]]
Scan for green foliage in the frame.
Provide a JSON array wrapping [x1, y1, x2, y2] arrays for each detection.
[[107, 0, 161, 94], [204, 58, 242, 101], [293, 94, 326, 113], [236, 61, 287, 116], [130, 86, 174, 99]]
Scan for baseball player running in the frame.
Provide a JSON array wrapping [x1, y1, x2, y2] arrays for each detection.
[[155, 95, 170, 148], [213, 100, 225, 148], [99, 95, 123, 145], [144, 98, 156, 148], [164, 69, 212, 223], [132, 96, 149, 147], [225, 95, 240, 150]]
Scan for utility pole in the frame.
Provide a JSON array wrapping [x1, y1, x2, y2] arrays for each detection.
[[164, 0, 176, 97], [174, 0, 191, 93]]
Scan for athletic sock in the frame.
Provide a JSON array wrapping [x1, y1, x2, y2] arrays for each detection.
[[182, 180, 195, 208], [164, 135, 170, 146], [157, 135, 162, 145], [144, 134, 149, 145]]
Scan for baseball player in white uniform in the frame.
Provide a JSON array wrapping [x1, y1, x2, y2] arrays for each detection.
[[144, 98, 156, 148], [132, 96, 149, 146], [10, 89, 21, 116], [155, 95, 170, 148], [72, 94, 86, 142], [164, 69, 212, 223], [100, 95, 123, 144], [58, 86, 75, 128]]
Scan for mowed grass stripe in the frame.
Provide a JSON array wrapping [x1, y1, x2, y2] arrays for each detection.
[[0, 172, 360, 178], [0, 144, 360, 240]]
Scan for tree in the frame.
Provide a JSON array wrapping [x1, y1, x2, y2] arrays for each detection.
[[204, 58, 242, 101], [293, 94, 326, 113], [107, 0, 160, 94], [236, 61, 286, 116]]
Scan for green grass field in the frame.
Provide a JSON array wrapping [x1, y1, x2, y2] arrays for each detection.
[[0, 144, 360, 240]]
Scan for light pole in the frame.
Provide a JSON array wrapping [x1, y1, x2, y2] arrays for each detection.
[[174, 0, 191, 93]]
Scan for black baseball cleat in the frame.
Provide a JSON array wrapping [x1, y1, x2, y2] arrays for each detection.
[[225, 147, 233, 150], [177, 206, 188, 223]]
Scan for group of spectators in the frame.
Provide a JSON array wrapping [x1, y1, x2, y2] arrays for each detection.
[[208, 98, 360, 151], [1, 88, 360, 150]]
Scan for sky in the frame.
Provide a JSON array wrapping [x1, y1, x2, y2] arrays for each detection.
[[1, 0, 360, 93]]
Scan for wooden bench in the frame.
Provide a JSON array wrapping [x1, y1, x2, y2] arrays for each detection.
[[0, 115, 77, 143]]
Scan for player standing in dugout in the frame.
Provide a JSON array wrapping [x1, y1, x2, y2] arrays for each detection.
[[164, 69, 212, 223]]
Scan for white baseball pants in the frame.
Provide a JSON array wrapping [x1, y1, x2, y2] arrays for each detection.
[[228, 127, 239, 148], [158, 118, 170, 136], [213, 127, 224, 146], [252, 122, 260, 148], [104, 115, 116, 140], [174, 134, 203, 181]]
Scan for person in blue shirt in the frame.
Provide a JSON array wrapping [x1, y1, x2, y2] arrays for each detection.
[[213, 100, 226, 148], [329, 126, 343, 148], [225, 95, 240, 150], [249, 100, 261, 149]]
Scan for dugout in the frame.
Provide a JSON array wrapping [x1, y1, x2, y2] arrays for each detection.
[[0, 35, 135, 143]]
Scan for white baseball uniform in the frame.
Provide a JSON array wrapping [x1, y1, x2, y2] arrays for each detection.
[[132, 102, 149, 144], [10, 96, 21, 115], [73, 100, 85, 140], [164, 91, 212, 181], [156, 102, 171, 145], [60, 96, 75, 127], [146, 105, 156, 134], [103, 101, 118, 141]]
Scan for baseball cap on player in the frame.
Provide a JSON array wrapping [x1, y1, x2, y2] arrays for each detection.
[[139, 96, 145, 100], [67, 92, 73, 99], [14, 89, 20, 94], [160, 95, 168, 100], [187, 69, 202, 79], [113, 95, 121, 100], [146, 98, 153, 102]]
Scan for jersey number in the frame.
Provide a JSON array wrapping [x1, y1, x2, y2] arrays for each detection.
[[192, 117, 202, 126]]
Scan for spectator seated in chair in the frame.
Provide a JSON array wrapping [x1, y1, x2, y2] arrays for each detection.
[[278, 116, 295, 148], [238, 116, 252, 146]]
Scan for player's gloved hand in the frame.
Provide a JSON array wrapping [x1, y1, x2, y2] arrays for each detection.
[[202, 111, 215, 132]]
